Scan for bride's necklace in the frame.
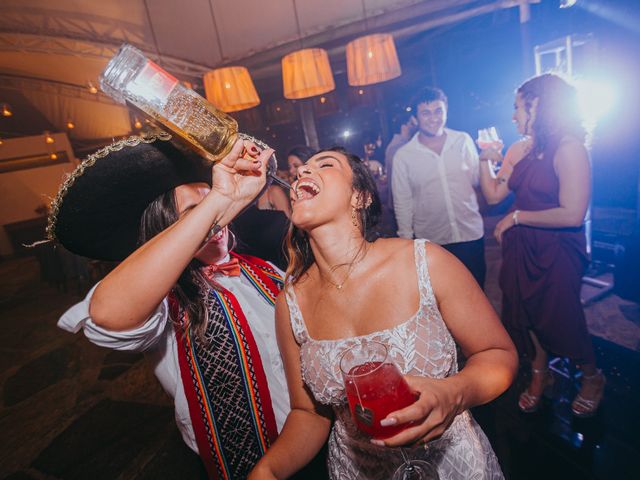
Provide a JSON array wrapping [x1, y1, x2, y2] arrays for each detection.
[[324, 262, 357, 290], [322, 245, 368, 291]]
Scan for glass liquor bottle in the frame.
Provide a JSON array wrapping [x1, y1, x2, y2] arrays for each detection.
[[99, 44, 283, 186]]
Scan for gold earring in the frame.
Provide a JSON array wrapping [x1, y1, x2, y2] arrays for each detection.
[[351, 207, 359, 228]]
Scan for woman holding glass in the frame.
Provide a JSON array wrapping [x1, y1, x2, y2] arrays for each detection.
[[249, 147, 517, 479], [478, 73, 605, 417]]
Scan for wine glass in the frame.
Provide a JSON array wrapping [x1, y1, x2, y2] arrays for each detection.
[[340, 341, 439, 479], [477, 126, 503, 151], [477, 126, 503, 173]]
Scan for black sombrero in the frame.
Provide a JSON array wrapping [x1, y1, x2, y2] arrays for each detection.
[[47, 132, 211, 261]]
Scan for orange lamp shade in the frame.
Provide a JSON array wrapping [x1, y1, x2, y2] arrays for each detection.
[[282, 48, 335, 99], [346, 33, 402, 86], [203, 66, 260, 112]]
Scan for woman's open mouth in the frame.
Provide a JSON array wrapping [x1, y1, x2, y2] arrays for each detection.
[[293, 179, 320, 202]]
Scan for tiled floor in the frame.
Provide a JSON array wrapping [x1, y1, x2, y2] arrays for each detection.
[[1, 222, 639, 479]]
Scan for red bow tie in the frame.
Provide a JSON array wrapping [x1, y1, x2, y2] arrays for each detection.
[[202, 257, 241, 277]]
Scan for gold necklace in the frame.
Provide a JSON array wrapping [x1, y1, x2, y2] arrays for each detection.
[[322, 244, 368, 291], [324, 262, 357, 290]]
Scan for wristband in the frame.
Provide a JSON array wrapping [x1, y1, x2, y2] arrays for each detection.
[[205, 223, 222, 242], [512, 210, 520, 226]]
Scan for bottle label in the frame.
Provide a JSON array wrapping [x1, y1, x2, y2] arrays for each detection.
[[128, 60, 178, 105]]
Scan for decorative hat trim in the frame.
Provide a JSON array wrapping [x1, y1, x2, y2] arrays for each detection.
[[46, 131, 172, 243]]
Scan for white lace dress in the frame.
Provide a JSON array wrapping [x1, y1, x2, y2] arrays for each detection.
[[285, 239, 504, 479]]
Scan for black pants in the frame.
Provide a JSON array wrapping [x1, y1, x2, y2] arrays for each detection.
[[442, 236, 486, 289]]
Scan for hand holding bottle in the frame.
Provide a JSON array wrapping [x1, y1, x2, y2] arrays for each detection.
[[210, 139, 272, 211]]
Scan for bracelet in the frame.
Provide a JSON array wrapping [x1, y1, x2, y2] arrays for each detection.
[[205, 223, 222, 242], [512, 210, 520, 226]]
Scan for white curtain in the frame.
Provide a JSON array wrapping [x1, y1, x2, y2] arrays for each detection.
[[22, 90, 132, 140]]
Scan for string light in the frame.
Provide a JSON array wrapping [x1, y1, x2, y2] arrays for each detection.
[[87, 81, 98, 94], [66, 120, 75, 129], [44, 131, 55, 144], [134, 119, 142, 129], [1, 103, 12, 117]]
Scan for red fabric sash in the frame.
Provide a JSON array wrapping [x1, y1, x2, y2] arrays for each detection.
[[170, 254, 283, 479]]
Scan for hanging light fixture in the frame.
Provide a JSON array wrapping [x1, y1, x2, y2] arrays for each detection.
[[345, 0, 401, 87], [282, 48, 335, 99], [201, 0, 260, 113], [281, 0, 334, 100], [1, 103, 12, 117], [346, 33, 401, 86], [203, 66, 260, 112]]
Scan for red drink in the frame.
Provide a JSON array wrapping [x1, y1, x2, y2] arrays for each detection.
[[344, 361, 418, 439], [477, 140, 502, 150]]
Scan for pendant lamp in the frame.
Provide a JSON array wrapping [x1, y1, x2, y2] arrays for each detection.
[[282, 48, 335, 100], [346, 33, 401, 86], [203, 66, 260, 112]]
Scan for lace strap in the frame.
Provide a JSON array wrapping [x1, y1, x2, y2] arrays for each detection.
[[284, 284, 309, 344], [413, 239, 435, 306]]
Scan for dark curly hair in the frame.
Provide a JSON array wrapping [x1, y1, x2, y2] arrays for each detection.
[[411, 86, 448, 113], [517, 73, 587, 159], [285, 147, 381, 285]]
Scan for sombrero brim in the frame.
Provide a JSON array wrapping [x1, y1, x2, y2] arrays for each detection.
[[48, 132, 211, 261]]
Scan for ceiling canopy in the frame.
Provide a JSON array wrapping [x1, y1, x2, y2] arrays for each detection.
[[0, 0, 513, 147]]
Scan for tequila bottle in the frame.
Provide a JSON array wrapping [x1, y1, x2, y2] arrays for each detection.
[[100, 44, 283, 185]]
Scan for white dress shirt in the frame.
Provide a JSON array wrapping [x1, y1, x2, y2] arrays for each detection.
[[391, 128, 483, 244], [58, 261, 289, 454]]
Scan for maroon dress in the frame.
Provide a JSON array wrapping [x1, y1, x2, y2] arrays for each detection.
[[500, 147, 594, 364]]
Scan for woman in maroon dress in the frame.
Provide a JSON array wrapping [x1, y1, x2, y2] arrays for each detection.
[[479, 74, 605, 417]]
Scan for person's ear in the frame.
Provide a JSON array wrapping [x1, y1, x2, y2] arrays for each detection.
[[528, 97, 539, 129], [350, 191, 371, 210], [359, 192, 372, 209], [530, 97, 539, 116]]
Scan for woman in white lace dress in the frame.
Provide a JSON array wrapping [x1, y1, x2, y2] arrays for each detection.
[[250, 147, 518, 479]]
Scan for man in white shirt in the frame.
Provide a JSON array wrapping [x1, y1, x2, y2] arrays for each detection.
[[392, 87, 486, 287], [385, 111, 418, 214]]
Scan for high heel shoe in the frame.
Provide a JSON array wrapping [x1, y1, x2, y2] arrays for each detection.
[[518, 367, 554, 413], [571, 369, 606, 418]]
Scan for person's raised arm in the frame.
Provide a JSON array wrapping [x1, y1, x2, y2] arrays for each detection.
[[493, 138, 590, 243], [377, 244, 517, 447], [479, 139, 528, 205], [249, 292, 332, 479], [89, 140, 272, 331]]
